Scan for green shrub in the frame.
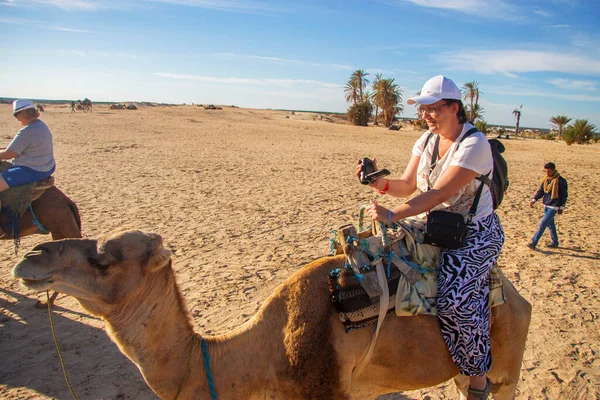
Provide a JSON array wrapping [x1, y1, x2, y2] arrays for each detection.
[[562, 119, 597, 145], [475, 120, 489, 135], [539, 133, 557, 140], [347, 101, 373, 126]]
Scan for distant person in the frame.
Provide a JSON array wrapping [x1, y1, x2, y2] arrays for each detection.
[[71, 100, 75, 113], [528, 162, 568, 249], [0, 99, 55, 193]]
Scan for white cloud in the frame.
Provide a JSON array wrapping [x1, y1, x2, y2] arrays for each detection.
[[440, 49, 600, 76], [570, 34, 600, 49], [50, 25, 96, 33], [547, 78, 597, 92], [154, 72, 342, 89], [533, 8, 552, 18], [215, 53, 354, 70], [486, 86, 600, 102], [383, 0, 520, 20], [2, 0, 287, 14], [58, 49, 146, 60], [0, 16, 96, 32]]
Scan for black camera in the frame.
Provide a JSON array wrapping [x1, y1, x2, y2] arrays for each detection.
[[359, 158, 390, 185]]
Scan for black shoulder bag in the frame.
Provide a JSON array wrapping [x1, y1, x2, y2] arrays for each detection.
[[422, 129, 486, 249]]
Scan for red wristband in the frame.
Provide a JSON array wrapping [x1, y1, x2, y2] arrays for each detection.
[[379, 180, 390, 195]]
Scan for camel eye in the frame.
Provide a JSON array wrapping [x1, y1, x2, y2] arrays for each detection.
[[87, 257, 109, 273]]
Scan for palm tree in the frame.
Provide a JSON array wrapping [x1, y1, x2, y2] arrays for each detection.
[[462, 81, 480, 122], [562, 119, 597, 145], [351, 69, 370, 102], [344, 80, 359, 105], [465, 103, 485, 122], [475, 120, 489, 135], [513, 106, 522, 135], [371, 73, 383, 125], [344, 69, 370, 105], [372, 78, 403, 127], [549, 115, 572, 139]]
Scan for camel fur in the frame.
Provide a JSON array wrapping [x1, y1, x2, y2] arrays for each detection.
[[12, 230, 531, 400]]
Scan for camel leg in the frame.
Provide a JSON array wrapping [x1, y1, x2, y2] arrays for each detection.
[[453, 374, 469, 399], [35, 291, 59, 309], [455, 374, 518, 400], [489, 381, 517, 400]]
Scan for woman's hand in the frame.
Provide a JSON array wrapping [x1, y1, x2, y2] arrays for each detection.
[[366, 200, 391, 223], [356, 158, 384, 189]]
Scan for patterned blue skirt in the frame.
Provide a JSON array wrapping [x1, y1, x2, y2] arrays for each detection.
[[437, 212, 504, 376]]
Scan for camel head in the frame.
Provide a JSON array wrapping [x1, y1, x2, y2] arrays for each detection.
[[13, 230, 172, 312]]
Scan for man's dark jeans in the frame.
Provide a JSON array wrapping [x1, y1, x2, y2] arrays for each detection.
[[532, 207, 558, 247]]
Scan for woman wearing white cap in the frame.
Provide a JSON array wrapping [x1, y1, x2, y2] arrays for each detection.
[[362, 75, 502, 399], [0, 99, 56, 192]]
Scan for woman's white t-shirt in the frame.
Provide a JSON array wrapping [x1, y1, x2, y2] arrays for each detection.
[[411, 123, 494, 221]]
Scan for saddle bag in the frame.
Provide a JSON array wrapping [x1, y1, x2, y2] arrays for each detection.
[[423, 210, 467, 250]]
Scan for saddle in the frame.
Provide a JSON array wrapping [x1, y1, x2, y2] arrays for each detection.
[[0, 175, 55, 249], [328, 218, 506, 333], [0, 176, 55, 215]]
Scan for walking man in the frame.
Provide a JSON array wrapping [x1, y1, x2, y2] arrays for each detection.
[[528, 162, 568, 249]]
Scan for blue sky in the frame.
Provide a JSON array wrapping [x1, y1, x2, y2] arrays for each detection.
[[1, 0, 599, 129]]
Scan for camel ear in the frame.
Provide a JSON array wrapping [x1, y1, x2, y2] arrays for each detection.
[[145, 236, 172, 273], [145, 248, 172, 273]]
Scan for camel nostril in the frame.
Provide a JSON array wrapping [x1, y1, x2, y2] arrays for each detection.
[[25, 250, 43, 258]]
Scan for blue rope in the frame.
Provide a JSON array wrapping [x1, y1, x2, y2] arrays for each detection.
[[201, 338, 218, 400], [328, 229, 338, 255], [29, 204, 49, 234], [395, 244, 433, 274]]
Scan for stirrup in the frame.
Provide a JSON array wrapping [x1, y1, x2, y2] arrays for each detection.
[[467, 377, 491, 400]]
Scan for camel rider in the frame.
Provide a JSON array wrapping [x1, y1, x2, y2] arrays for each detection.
[[360, 76, 502, 400], [0, 99, 56, 193]]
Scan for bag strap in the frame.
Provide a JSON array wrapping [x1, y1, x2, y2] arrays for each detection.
[[428, 135, 440, 189]]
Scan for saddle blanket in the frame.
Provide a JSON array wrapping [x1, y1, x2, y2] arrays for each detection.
[[328, 218, 506, 333]]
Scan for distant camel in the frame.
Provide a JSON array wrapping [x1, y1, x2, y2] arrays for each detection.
[[5, 185, 81, 307], [13, 230, 531, 399], [78, 98, 92, 113]]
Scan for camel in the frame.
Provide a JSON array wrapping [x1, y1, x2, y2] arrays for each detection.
[[12, 230, 531, 400], [78, 98, 92, 113]]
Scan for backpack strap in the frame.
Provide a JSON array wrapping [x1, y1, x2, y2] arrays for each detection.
[[458, 127, 492, 185], [458, 127, 492, 222]]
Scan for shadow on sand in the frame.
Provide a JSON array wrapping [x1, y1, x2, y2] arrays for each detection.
[[0, 288, 157, 399], [536, 246, 600, 260]]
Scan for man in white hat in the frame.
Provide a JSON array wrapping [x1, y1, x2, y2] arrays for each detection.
[[0, 99, 56, 192], [359, 75, 500, 399]]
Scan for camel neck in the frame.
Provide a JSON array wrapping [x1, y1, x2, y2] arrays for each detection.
[[103, 267, 199, 399], [101, 266, 272, 399]]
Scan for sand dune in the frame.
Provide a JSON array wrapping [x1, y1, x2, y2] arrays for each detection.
[[0, 104, 598, 399]]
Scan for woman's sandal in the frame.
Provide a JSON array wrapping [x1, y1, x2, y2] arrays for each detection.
[[467, 377, 491, 400]]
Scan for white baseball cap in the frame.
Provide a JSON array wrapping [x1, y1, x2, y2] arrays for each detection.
[[407, 75, 462, 105], [13, 99, 36, 115]]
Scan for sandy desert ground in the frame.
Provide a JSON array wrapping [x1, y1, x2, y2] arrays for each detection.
[[0, 103, 598, 399]]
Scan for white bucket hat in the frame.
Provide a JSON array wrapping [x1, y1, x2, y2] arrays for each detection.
[[13, 99, 36, 115], [407, 75, 462, 105]]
